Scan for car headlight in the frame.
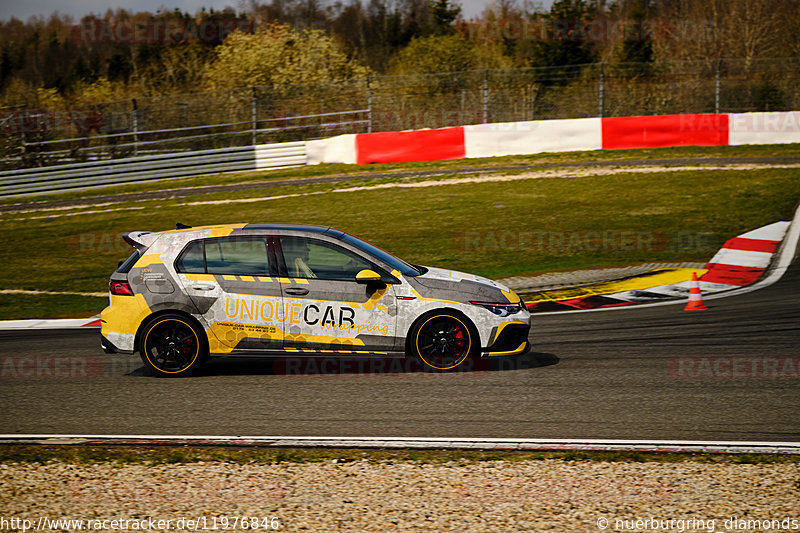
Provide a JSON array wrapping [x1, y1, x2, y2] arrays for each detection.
[[470, 301, 524, 317]]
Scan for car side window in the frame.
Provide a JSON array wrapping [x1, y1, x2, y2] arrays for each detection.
[[176, 240, 205, 273], [281, 237, 372, 281], [176, 237, 269, 276], [206, 237, 269, 275]]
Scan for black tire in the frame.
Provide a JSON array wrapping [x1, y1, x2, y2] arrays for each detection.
[[139, 314, 206, 377], [408, 311, 478, 371]]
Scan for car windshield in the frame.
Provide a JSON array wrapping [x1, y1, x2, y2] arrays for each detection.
[[339, 233, 421, 277]]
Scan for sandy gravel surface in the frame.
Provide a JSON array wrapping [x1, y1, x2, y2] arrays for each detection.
[[2, 459, 799, 532]]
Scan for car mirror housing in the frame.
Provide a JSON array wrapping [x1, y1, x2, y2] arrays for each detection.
[[356, 269, 382, 284]]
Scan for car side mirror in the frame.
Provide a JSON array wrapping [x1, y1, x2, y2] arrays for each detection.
[[355, 269, 382, 284]]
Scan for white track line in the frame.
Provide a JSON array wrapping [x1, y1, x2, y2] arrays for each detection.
[[0, 318, 100, 329], [5, 163, 798, 219], [1, 435, 798, 454]]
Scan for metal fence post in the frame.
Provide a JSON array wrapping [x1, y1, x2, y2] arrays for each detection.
[[483, 69, 489, 123], [251, 87, 258, 145], [598, 63, 605, 118], [131, 98, 138, 156], [715, 59, 721, 114], [367, 76, 373, 133]]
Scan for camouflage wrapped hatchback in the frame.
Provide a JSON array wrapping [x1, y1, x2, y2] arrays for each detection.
[[101, 223, 531, 376]]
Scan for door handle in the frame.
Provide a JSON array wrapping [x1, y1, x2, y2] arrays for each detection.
[[191, 284, 215, 291], [284, 287, 309, 296]]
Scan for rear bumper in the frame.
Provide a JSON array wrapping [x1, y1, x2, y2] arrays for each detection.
[[101, 334, 134, 355]]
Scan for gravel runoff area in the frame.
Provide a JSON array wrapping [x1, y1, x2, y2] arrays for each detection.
[[2, 460, 799, 531]]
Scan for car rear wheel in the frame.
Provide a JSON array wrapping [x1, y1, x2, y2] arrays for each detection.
[[139, 314, 206, 377], [409, 312, 476, 371]]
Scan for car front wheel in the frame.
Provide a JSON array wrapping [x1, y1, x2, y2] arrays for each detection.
[[409, 312, 476, 371], [139, 314, 206, 377]]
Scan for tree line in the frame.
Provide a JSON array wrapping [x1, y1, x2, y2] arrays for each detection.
[[0, 0, 798, 109]]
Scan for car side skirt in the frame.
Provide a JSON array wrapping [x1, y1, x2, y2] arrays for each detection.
[[208, 349, 407, 358]]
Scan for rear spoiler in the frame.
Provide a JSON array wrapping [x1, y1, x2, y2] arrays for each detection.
[[122, 231, 158, 251]]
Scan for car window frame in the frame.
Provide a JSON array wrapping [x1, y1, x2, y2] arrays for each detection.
[[271, 235, 399, 283], [174, 235, 275, 277]]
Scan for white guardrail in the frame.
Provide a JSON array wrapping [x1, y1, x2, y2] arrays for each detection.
[[0, 141, 307, 197], [1, 435, 799, 454]]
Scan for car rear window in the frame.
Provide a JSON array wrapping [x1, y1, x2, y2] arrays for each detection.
[[116, 250, 140, 273]]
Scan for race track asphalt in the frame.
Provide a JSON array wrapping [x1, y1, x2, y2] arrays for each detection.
[[1, 249, 798, 441]]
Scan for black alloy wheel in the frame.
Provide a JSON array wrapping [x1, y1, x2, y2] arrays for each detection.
[[139, 315, 205, 377], [412, 312, 475, 371]]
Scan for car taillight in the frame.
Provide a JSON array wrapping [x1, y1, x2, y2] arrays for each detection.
[[109, 280, 134, 296]]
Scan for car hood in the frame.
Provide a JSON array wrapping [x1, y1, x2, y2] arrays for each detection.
[[410, 266, 519, 303]]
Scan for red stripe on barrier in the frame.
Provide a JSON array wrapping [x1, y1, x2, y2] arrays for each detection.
[[356, 127, 465, 164], [526, 301, 575, 313], [527, 296, 634, 313], [600, 301, 635, 308], [602, 114, 729, 150], [557, 295, 628, 309], [701, 264, 764, 286], [81, 319, 102, 327], [720, 237, 779, 253], [549, 299, 593, 309]]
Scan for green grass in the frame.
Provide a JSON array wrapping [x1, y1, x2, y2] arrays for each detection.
[[0, 294, 106, 320], [2, 142, 799, 206], [3, 167, 799, 287], [1, 445, 797, 465], [1, 146, 799, 320]]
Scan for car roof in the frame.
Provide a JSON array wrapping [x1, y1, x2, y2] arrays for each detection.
[[243, 223, 345, 237], [157, 223, 346, 239]]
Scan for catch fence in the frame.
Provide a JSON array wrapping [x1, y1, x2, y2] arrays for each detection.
[[1, 57, 797, 170]]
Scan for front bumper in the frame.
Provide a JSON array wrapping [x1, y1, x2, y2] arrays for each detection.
[[484, 322, 531, 357]]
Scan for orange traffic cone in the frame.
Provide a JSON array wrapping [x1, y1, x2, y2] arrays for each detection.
[[684, 272, 708, 311]]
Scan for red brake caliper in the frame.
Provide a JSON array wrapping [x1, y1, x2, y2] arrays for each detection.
[[453, 328, 465, 353]]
